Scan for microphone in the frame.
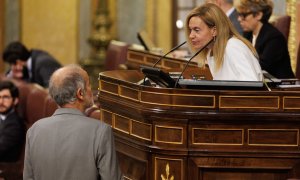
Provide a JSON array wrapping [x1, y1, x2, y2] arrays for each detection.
[[174, 38, 214, 88], [140, 41, 187, 86], [152, 41, 187, 68]]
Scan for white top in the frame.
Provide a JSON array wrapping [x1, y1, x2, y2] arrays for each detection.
[[207, 37, 262, 81], [252, 35, 257, 47]]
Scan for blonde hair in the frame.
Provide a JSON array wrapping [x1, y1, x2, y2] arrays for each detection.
[[185, 3, 258, 70]]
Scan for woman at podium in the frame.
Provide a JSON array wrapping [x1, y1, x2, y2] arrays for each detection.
[[185, 3, 262, 81]]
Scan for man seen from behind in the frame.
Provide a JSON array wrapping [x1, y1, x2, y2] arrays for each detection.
[[23, 64, 122, 180]]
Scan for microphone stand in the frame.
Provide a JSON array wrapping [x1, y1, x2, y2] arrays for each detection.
[[141, 41, 187, 85], [174, 38, 214, 88], [152, 41, 187, 68]]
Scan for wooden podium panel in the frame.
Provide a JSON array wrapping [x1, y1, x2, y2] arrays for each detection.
[[98, 70, 300, 180], [126, 48, 198, 70]]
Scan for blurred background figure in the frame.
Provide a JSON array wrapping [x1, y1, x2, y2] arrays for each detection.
[[237, 0, 295, 79], [0, 80, 25, 162], [206, 0, 243, 34], [2, 41, 62, 87]]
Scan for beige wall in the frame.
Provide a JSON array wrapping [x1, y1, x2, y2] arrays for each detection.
[[153, 0, 173, 52], [145, 0, 172, 51], [21, 0, 79, 65], [155, 0, 172, 51]]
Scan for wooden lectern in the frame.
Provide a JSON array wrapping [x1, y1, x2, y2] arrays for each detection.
[[98, 50, 300, 180]]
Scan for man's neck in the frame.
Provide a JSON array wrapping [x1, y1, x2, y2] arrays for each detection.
[[221, 3, 233, 14], [62, 103, 85, 113]]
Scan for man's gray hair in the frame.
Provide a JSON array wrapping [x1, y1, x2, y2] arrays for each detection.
[[49, 65, 86, 106]]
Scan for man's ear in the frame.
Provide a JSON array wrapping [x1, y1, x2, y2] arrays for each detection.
[[76, 88, 84, 100], [13, 97, 19, 106]]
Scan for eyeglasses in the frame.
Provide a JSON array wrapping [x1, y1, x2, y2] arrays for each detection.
[[0, 95, 12, 101], [237, 12, 253, 20]]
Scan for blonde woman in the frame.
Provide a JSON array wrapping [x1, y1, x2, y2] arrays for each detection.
[[185, 3, 262, 81]]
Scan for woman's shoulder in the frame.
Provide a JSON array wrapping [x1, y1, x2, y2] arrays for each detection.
[[226, 37, 247, 49]]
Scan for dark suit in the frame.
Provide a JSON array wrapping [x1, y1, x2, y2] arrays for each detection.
[[244, 23, 295, 78], [229, 9, 243, 35], [23, 108, 122, 180], [0, 111, 25, 162], [30, 50, 62, 87]]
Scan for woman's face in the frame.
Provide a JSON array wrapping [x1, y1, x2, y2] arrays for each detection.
[[188, 16, 215, 50], [238, 11, 261, 32]]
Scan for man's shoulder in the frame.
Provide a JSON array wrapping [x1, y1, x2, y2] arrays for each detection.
[[1, 112, 25, 133], [30, 112, 109, 130], [229, 8, 238, 18], [31, 49, 51, 57], [5, 112, 24, 124], [83, 116, 111, 130], [31, 49, 60, 65]]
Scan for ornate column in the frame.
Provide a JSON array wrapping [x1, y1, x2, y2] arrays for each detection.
[[286, 0, 297, 72], [80, 0, 112, 89]]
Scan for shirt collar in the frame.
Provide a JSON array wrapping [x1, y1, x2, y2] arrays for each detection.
[[27, 57, 33, 78], [226, 7, 235, 17], [0, 109, 15, 121], [0, 114, 6, 121]]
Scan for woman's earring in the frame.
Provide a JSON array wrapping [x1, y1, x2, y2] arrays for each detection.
[[213, 36, 216, 42]]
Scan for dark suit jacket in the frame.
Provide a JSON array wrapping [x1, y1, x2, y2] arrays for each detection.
[[244, 23, 294, 78], [30, 50, 62, 87], [229, 9, 243, 35], [0, 111, 25, 162]]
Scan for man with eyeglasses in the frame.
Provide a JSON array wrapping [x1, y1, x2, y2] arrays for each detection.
[[0, 80, 25, 162]]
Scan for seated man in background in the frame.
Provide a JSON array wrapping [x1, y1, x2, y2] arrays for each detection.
[[206, 0, 243, 34], [23, 64, 122, 180], [2, 41, 62, 88], [0, 80, 25, 162]]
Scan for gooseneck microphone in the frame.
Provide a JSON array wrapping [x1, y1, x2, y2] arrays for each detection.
[[174, 38, 214, 88], [141, 41, 187, 86], [152, 41, 187, 68]]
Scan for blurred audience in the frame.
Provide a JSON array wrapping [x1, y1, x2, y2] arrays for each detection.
[[206, 0, 243, 34], [2, 41, 62, 87], [0, 80, 25, 162], [237, 0, 295, 78]]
